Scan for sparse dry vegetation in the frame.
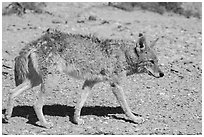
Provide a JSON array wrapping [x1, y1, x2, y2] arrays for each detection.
[[2, 2, 47, 16], [109, 2, 202, 19]]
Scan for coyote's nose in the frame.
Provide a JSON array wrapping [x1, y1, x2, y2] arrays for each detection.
[[159, 72, 164, 77]]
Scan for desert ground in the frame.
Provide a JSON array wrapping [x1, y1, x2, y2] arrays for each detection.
[[2, 2, 202, 135]]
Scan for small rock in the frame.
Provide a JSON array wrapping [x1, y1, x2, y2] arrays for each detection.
[[77, 20, 85, 23], [52, 19, 63, 24], [88, 15, 97, 21], [90, 117, 94, 121], [104, 121, 108, 124], [101, 20, 109, 24]]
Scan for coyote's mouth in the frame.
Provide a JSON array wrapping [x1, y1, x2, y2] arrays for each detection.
[[144, 66, 163, 78], [136, 61, 158, 78], [146, 69, 158, 78]]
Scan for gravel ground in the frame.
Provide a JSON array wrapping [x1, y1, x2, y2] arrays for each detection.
[[2, 2, 202, 135]]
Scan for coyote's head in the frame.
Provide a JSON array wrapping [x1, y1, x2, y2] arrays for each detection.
[[126, 33, 164, 78]]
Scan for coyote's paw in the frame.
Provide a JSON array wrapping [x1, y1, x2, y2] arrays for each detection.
[[73, 118, 84, 125], [132, 116, 145, 124], [41, 121, 54, 129]]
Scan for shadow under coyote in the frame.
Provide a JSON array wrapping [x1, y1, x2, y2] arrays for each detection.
[[3, 105, 127, 128], [4, 28, 164, 128]]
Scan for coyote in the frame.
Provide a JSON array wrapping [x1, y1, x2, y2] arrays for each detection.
[[4, 29, 164, 128]]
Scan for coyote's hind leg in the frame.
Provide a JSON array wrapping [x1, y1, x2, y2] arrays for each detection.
[[34, 81, 53, 128], [111, 83, 145, 124], [74, 79, 97, 125], [5, 80, 32, 121]]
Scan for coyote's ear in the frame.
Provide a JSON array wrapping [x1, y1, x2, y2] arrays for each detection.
[[136, 33, 146, 52], [150, 37, 159, 48]]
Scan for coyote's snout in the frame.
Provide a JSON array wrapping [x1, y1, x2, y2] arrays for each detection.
[[5, 29, 164, 128]]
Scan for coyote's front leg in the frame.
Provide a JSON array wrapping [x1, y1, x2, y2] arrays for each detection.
[[73, 87, 90, 125], [111, 82, 145, 124]]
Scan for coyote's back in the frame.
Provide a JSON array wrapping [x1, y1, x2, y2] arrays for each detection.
[[5, 29, 164, 128], [15, 29, 127, 84]]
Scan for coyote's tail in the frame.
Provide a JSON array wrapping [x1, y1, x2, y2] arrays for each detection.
[[14, 48, 37, 86], [14, 55, 29, 86]]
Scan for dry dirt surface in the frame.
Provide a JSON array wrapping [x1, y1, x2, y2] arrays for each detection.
[[2, 2, 202, 135]]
